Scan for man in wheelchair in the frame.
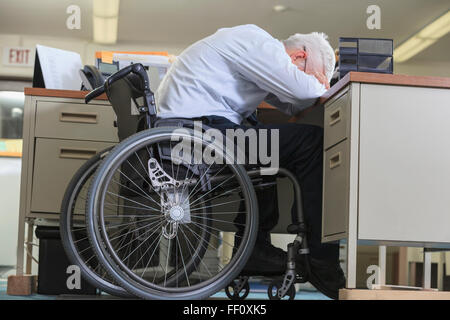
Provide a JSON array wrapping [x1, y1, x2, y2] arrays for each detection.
[[155, 25, 345, 298]]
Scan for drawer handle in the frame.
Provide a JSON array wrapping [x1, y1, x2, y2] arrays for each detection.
[[329, 108, 341, 126], [59, 148, 97, 160], [60, 112, 98, 124], [329, 152, 342, 169]]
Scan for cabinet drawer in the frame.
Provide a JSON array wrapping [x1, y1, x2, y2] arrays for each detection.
[[30, 138, 116, 214], [322, 140, 349, 240], [324, 91, 350, 150], [35, 101, 118, 142]]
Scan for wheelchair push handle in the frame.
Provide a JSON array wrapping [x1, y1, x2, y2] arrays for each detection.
[[84, 85, 105, 103], [84, 63, 153, 104]]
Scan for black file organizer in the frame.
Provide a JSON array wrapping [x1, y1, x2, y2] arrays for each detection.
[[339, 37, 393, 79]]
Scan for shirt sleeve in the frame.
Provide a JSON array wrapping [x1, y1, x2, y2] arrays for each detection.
[[264, 93, 319, 116], [232, 37, 327, 114]]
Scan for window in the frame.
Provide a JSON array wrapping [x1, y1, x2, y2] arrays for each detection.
[[0, 91, 24, 139]]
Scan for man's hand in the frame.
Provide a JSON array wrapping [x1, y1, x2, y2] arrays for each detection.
[[307, 71, 330, 90]]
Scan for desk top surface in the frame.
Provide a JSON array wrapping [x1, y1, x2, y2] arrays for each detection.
[[321, 72, 450, 104], [25, 72, 450, 110], [24, 87, 108, 100]]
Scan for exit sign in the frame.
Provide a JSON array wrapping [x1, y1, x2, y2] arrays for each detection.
[[2, 47, 35, 67]]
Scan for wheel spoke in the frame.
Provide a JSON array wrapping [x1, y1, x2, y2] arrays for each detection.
[[85, 133, 255, 297]]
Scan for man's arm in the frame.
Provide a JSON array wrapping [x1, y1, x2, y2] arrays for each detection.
[[234, 38, 327, 110], [264, 93, 319, 116]]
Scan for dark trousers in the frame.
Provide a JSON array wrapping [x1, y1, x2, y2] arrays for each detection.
[[196, 115, 339, 263]]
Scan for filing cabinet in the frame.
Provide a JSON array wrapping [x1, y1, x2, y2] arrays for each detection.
[[323, 140, 349, 238], [20, 92, 118, 220], [15, 89, 120, 275], [318, 73, 450, 290], [30, 138, 115, 213], [35, 101, 118, 142], [322, 81, 450, 245], [322, 87, 352, 241], [324, 89, 350, 149]]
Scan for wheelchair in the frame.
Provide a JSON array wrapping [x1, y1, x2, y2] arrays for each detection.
[[60, 63, 313, 300]]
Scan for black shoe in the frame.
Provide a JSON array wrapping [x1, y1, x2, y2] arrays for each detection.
[[236, 241, 287, 276], [297, 256, 346, 300]]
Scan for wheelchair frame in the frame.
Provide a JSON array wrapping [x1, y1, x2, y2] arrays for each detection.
[[83, 63, 312, 300]]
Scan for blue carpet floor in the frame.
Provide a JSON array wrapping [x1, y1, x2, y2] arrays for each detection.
[[0, 279, 329, 300]]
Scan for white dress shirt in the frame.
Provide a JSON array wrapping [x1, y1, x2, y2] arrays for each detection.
[[156, 24, 326, 124]]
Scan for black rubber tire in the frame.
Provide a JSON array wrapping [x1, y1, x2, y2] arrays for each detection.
[[225, 279, 250, 300], [267, 280, 296, 300], [59, 146, 133, 298], [86, 127, 259, 300]]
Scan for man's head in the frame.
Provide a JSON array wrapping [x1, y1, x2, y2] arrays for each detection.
[[282, 32, 335, 83]]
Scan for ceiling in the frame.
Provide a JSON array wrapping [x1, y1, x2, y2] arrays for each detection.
[[0, 0, 448, 62]]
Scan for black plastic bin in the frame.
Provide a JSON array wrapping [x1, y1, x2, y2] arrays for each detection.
[[35, 226, 97, 295], [339, 37, 393, 79]]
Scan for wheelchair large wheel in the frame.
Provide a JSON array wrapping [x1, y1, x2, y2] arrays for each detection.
[[59, 147, 133, 298], [86, 127, 259, 299]]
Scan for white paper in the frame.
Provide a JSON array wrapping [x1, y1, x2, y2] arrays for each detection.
[[113, 53, 170, 68], [114, 53, 170, 80], [113, 53, 171, 91], [36, 44, 83, 90]]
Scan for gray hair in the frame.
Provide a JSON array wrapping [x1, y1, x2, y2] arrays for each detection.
[[283, 32, 335, 82]]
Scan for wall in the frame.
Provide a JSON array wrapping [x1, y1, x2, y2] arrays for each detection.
[[2, 33, 450, 80], [394, 61, 450, 78], [0, 157, 21, 266]]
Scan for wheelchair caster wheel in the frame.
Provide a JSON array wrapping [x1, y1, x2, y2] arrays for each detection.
[[225, 279, 250, 300], [267, 281, 296, 300]]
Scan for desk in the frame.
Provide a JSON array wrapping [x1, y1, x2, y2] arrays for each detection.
[[317, 72, 450, 295], [14, 88, 116, 279], [12, 75, 450, 297]]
